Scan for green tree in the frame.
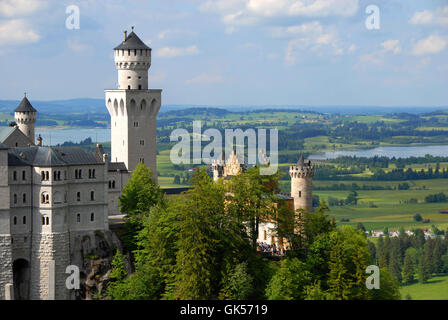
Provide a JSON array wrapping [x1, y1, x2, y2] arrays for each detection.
[[402, 252, 415, 284], [219, 262, 253, 300], [265, 258, 312, 300], [369, 268, 401, 300]]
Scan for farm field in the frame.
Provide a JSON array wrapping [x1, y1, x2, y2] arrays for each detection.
[[400, 274, 448, 300]]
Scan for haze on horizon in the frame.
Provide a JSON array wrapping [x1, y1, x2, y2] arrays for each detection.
[[0, 0, 447, 107]]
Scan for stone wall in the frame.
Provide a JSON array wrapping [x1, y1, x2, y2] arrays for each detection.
[[0, 235, 13, 300]]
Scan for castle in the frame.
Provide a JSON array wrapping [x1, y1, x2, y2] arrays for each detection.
[[212, 151, 315, 247], [0, 29, 160, 300], [0, 28, 313, 300]]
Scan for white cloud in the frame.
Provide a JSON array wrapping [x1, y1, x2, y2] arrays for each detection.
[[157, 29, 195, 40], [0, 19, 40, 45], [155, 45, 200, 58], [0, 0, 46, 17], [200, 0, 359, 27], [279, 21, 346, 64], [186, 73, 223, 85], [409, 6, 448, 26], [381, 40, 401, 54], [67, 38, 91, 53], [412, 35, 447, 56]]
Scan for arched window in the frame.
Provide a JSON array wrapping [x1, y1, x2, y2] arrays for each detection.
[[90, 213, 94, 222], [13, 194, 17, 204], [23, 193, 26, 203], [57, 171, 61, 180], [22, 171, 26, 180], [88, 169, 92, 178], [75, 169, 78, 179], [13, 216, 17, 225], [92, 169, 96, 178], [41, 171, 45, 181], [76, 214, 80, 223], [45, 171, 49, 180], [46, 217, 49, 225], [108, 181, 111, 189], [299, 191, 302, 198], [112, 181, 116, 189], [77, 192, 81, 202], [23, 216, 26, 224], [46, 194, 49, 204], [78, 169, 82, 179], [42, 216, 45, 225], [90, 191, 95, 201], [13, 171, 17, 181], [41, 193, 49, 204]]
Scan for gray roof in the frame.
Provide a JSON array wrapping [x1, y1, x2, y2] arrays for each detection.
[[0, 127, 15, 142], [8, 146, 103, 167], [14, 97, 37, 113], [108, 162, 128, 172], [297, 154, 305, 167], [114, 31, 151, 50]]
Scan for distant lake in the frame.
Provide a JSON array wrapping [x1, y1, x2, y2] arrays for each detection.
[[309, 145, 448, 160], [36, 128, 110, 146]]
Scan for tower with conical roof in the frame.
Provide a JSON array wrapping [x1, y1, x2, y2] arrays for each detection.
[[289, 154, 314, 212], [14, 94, 37, 144], [105, 27, 161, 179]]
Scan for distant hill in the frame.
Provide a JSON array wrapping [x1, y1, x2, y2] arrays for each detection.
[[0, 99, 446, 115]]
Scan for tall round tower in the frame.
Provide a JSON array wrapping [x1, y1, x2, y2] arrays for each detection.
[[14, 94, 37, 144], [114, 27, 151, 90], [289, 155, 315, 212]]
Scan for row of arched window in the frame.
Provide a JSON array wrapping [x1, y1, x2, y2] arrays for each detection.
[[108, 180, 116, 189], [41, 191, 96, 204], [41, 170, 65, 181], [76, 213, 95, 223], [12, 216, 26, 225], [12, 170, 26, 181], [12, 193, 27, 205]]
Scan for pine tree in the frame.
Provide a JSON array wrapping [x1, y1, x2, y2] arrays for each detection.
[[402, 252, 414, 284]]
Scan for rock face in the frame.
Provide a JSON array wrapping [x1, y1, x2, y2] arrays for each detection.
[[68, 230, 130, 300]]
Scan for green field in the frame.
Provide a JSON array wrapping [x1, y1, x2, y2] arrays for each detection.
[[400, 274, 448, 300]]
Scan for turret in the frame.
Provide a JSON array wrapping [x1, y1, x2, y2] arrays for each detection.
[[289, 154, 314, 212], [113, 26, 152, 90], [14, 94, 37, 144]]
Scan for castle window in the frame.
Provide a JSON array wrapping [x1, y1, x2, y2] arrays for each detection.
[[23, 193, 26, 203], [23, 216, 26, 224], [127, 76, 131, 79], [45, 171, 49, 180], [76, 214, 80, 223], [22, 171, 26, 180], [112, 181, 116, 189], [108, 181, 111, 189], [134, 121, 139, 127], [78, 169, 82, 179], [13, 216, 17, 225], [42, 216, 45, 225], [77, 192, 81, 202], [128, 85, 131, 90], [139, 158, 144, 163], [92, 169, 95, 178], [128, 49, 130, 56], [90, 191, 95, 201], [89, 169, 92, 178], [299, 191, 302, 198], [90, 213, 95, 222], [41, 171, 45, 181], [134, 49, 137, 56], [13, 171, 17, 181], [13, 194, 17, 204], [75, 169, 78, 179], [41, 192, 49, 204], [57, 171, 61, 180], [138, 85, 142, 90], [46, 217, 49, 225], [140, 140, 145, 146]]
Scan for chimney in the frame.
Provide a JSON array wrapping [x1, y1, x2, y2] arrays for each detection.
[[37, 135, 42, 146], [123, 30, 127, 41]]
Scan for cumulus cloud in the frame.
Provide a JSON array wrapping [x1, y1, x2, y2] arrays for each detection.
[[381, 40, 402, 54], [409, 6, 448, 26], [0, 0, 46, 17], [155, 45, 200, 58], [200, 0, 359, 28], [0, 19, 40, 45], [67, 38, 91, 53], [412, 35, 447, 56], [186, 73, 223, 85]]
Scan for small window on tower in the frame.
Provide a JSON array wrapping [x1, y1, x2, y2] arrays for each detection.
[[127, 76, 131, 79], [299, 191, 302, 198], [139, 85, 142, 90], [128, 85, 131, 90]]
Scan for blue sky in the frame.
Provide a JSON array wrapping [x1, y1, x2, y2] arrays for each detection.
[[0, 0, 447, 107]]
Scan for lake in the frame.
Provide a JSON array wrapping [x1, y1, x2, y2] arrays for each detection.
[[36, 128, 110, 145], [309, 145, 448, 160]]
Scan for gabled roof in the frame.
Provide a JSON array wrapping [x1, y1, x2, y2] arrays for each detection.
[[14, 96, 37, 113], [108, 162, 128, 172], [114, 31, 151, 50], [0, 127, 16, 142], [8, 146, 103, 167]]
